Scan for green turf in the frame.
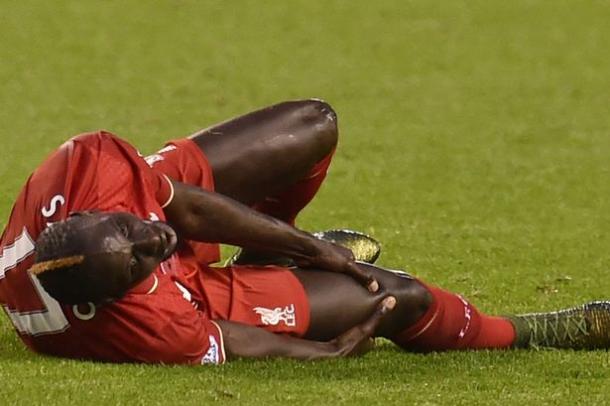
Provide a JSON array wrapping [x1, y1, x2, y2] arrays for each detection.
[[2, 0, 610, 404]]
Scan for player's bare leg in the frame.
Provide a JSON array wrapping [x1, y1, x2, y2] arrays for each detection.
[[294, 264, 432, 341], [190, 99, 339, 264], [295, 263, 515, 349], [190, 99, 337, 206], [295, 262, 610, 351]]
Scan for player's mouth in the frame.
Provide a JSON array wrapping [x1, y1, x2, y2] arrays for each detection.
[[153, 222, 178, 260]]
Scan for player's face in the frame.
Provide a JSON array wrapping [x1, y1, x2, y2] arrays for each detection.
[[70, 212, 178, 301]]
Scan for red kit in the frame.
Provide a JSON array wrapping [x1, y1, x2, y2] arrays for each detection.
[[0, 132, 309, 365]]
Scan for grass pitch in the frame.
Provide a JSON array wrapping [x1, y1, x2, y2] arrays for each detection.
[[2, 1, 610, 404]]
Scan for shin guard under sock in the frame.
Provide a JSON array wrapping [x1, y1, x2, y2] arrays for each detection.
[[394, 283, 516, 351]]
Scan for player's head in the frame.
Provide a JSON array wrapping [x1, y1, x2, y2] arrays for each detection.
[[29, 212, 177, 305]]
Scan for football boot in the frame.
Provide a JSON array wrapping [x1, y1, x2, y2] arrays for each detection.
[[509, 301, 610, 349], [227, 229, 381, 266], [311, 229, 381, 264]]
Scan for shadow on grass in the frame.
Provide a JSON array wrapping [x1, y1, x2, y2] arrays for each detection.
[[1, 322, 596, 380]]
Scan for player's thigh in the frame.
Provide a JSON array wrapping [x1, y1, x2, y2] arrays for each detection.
[[294, 264, 432, 341], [189, 99, 338, 205]]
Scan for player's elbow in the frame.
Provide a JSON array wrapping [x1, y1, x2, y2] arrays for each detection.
[[163, 182, 206, 239]]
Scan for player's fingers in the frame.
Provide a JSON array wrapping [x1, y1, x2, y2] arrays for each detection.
[[359, 296, 396, 336], [333, 296, 395, 357], [345, 261, 379, 293], [353, 338, 376, 356]]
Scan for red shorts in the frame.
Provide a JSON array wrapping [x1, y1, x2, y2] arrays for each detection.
[[148, 139, 310, 337], [186, 265, 310, 336]]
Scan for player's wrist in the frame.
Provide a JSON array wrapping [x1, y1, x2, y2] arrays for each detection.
[[274, 228, 321, 262]]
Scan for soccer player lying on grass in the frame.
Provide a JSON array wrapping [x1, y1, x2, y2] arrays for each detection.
[[1, 100, 609, 365]]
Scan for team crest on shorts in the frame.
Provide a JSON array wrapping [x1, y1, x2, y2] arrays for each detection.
[[253, 304, 296, 327]]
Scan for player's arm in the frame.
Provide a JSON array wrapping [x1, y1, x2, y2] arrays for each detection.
[[216, 296, 395, 360], [164, 180, 378, 292]]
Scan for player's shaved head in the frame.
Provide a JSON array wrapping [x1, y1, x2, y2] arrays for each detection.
[[31, 212, 177, 305]]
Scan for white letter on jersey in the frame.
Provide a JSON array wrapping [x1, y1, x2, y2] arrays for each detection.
[[41, 194, 65, 218]]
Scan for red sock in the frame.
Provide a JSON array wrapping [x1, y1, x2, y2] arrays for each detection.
[[252, 148, 335, 225], [394, 282, 515, 351]]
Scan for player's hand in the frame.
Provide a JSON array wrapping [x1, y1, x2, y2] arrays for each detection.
[[296, 239, 380, 292], [328, 296, 396, 357]]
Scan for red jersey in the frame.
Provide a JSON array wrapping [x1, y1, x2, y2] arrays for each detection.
[[0, 132, 225, 364]]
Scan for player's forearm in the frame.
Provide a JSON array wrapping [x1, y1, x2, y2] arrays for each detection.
[[216, 320, 338, 361], [165, 181, 319, 260], [215, 296, 394, 361]]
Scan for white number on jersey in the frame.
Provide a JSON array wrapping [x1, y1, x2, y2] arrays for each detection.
[[0, 227, 70, 336]]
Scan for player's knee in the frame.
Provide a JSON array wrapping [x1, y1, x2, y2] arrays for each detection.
[[294, 99, 338, 150], [392, 279, 433, 315]]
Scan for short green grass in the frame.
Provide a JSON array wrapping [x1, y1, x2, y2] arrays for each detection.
[[2, 1, 610, 404]]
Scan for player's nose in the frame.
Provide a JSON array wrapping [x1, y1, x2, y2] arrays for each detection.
[[131, 233, 163, 257]]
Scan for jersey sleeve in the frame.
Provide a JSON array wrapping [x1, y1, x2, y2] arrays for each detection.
[[153, 174, 174, 209], [78, 276, 226, 365], [154, 314, 226, 365], [131, 308, 226, 365], [67, 131, 175, 213]]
